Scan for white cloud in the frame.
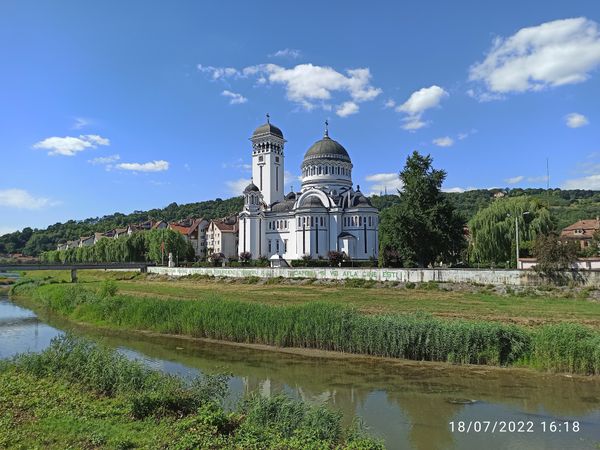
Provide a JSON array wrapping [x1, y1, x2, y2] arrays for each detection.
[[443, 187, 466, 193], [88, 154, 120, 165], [221, 90, 248, 105], [269, 48, 301, 59], [505, 175, 525, 184], [384, 99, 396, 108], [336, 101, 359, 117], [72, 117, 91, 129], [563, 174, 600, 190], [33, 134, 110, 156], [395, 85, 449, 131], [116, 160, 169, 172], [197, 65, 239, 80], [458, 129, 477, 140], [225, 178, 251, 195], [433, 136, 454, 147], [365, 172, 403, 196], [469, 17, 600, 98], [0, 188, 55, 209], [505, 175, 549, 185], [198, 62, 382, 114], [222, 158, 251, 172], [565, 112, 589, 128]]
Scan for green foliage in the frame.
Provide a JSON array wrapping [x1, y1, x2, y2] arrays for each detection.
[[31, 284, 534, 368], [0, 197, 243, 256], [40, 229, 193, 264], [527, 324, 600, 375], [469, 196, 552, 266], [379, 151, 466, 267], [1, 335, 382, 449], [98, 280, 118, 298], [531, 232, 579, 279]]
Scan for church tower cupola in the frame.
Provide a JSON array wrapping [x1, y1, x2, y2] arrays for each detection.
[[250, 114, 286, 206]]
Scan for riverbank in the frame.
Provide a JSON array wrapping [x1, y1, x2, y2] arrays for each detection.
[[0, 334, 381, 449], [11, 276, 600, 375], [17, 270, 600, 326]]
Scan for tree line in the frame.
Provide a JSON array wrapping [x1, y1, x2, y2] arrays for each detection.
[[39, 229, 194, 265]]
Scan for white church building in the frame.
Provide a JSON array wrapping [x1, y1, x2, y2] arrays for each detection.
[[238, 118, 379, 262]]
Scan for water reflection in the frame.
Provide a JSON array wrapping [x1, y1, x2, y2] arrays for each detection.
[[1, 292, 599, 450]]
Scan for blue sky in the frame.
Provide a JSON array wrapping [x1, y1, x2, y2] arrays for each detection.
[[1, 0, 599, 234]]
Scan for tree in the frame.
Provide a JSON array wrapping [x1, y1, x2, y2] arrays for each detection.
[[327, 251, 344, 267], [469, 196, 552, 267], [532, 232, 578, 279], [378, 151, 466, 267]]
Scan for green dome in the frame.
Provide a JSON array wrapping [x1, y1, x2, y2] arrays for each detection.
[[303, 136, 350, 165]]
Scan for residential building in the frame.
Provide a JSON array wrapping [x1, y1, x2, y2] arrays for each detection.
[[207, 216, 239, 259], [168, 218, 209, 259], [560, 218, 600, 250]]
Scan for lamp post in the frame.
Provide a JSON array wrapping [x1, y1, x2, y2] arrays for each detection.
[[508, 212, 530, 269]]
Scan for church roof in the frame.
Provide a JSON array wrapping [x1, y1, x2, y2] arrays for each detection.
[[352, 193, 373, 207], [271, 199, 296, 212], [243, 181, 260, 193], [302, 135, 351, 165], [252, 122, 284, 139]]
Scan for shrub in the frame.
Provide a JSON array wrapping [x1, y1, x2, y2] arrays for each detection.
[[405, 281, 416, 289], [98, 280, 118, 298]]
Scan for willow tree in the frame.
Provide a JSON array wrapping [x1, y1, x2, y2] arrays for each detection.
[[469, 196, 552, 266]]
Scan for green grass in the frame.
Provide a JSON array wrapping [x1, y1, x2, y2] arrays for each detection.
[[14, 280, 600, 374], [0, 335, 383, 449], [19, 269, 600, 327]]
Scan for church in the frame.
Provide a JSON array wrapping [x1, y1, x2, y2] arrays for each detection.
[[238, 117, 379, 262]]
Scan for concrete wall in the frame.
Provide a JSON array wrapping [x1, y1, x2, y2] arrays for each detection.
[[143, 267, 588, 287], [146, 266, 600, 287]]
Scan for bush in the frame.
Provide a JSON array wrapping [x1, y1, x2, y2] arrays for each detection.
[[98, 280, 118, 298]]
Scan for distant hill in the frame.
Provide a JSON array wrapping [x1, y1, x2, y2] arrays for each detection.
[[2, 188, 599, 256]]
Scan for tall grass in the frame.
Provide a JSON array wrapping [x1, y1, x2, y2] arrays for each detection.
[[527, 323, 600, 375], [1, 335, 383, 449], [17, 283, 537, 368]]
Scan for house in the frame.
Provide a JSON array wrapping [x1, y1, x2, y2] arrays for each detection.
[[519, 257, 600, 270], [127, 220, 154, 235], [66, 240, 80, 250], [207, 216, 239, 259], [560, 218, 600, 250], [113, 228, 128, 239], [168, 218, 209, 259], [152, 220, 168, 230], [79, 236, 95, 247], [56, 242, 67, 251]]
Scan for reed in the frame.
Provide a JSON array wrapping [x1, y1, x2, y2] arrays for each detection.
[[18, 283, 543, 369]]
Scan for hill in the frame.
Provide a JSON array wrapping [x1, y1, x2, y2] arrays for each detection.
[[2, 189, 599, 256]]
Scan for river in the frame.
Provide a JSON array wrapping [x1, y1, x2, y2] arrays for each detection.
[[1, 286, 599, 450]]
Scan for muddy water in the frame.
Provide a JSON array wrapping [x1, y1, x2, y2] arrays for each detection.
[[1, 290, 599, 450]]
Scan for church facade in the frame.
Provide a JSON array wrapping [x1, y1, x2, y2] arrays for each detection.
[[238, 119, 379, 261]]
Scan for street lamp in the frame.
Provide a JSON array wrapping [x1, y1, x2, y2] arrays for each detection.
[[507, 212, 530, 269]]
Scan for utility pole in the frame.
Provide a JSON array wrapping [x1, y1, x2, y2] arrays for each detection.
[[515, 216, 519, 269]]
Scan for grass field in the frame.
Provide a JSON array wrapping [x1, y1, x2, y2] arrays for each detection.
[[16, 270, 600, 327]]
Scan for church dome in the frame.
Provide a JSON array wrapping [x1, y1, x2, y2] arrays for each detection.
[[252, 122, 284, 139], [244, 181, 260, 193], [302, 136, 351, 165]]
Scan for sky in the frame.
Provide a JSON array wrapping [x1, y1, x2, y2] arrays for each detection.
[[1, 0, 599, 235]]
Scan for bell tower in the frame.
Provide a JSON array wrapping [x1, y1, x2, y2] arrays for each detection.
[[250, 114, 286, 206]]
